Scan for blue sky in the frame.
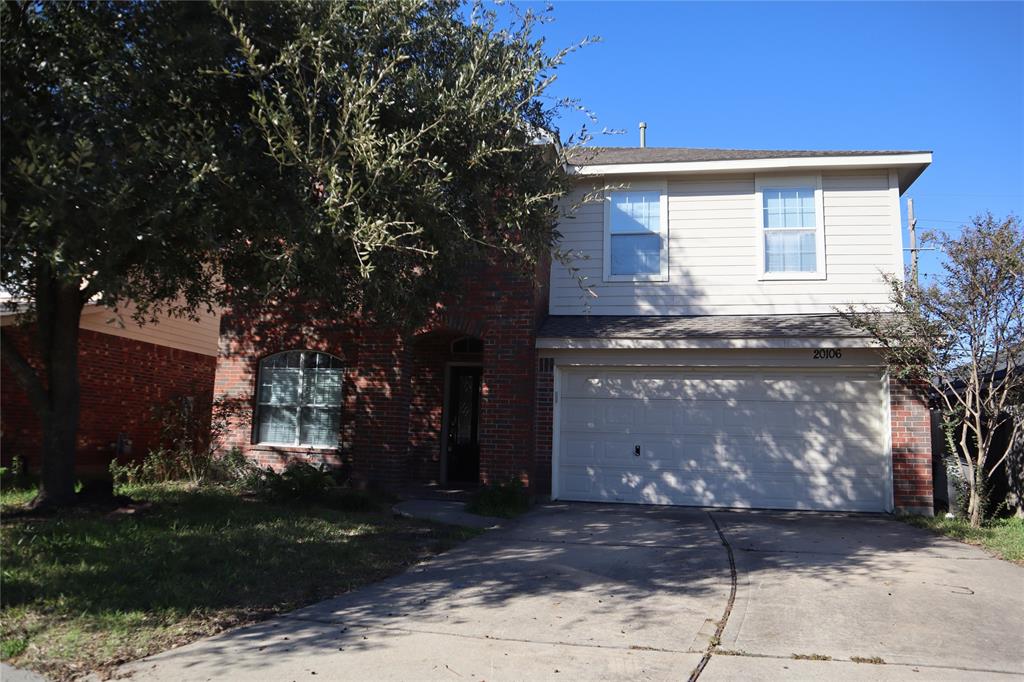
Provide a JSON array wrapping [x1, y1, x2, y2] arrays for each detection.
[[524, 1, 1023, 279]]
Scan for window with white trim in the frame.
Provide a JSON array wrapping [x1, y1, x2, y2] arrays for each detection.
[[255, 351, 343, 447], [755, 176, 826, 279], [603, 184, 669, 281]]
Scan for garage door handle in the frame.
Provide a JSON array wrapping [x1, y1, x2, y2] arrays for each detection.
[[634, 444, 641, 457]]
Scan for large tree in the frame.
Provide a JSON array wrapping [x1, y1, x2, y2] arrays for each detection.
[[841, 214, 1023, 527], [1, 0, 585, 507]]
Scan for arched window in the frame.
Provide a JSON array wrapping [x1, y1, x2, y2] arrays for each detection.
[[451, 336, 483, 354], [255, 351, 343, 447]]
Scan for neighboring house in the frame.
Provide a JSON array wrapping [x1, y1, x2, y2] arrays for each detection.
[[1, 302, 221, 474], [215, 146, 936, 515]]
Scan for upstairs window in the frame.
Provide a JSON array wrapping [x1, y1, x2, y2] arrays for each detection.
[[256, 351, 343, 447], [604, 183, 669, 282], [755, 177, 826, 279]]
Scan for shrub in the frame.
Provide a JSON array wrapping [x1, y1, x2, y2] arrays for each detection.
[[1, 455, 33, 490], [112, 394, 243, 487], [466, 479, 530, 518], [109, 447, 184, 488], [150, 395, 217, 483], [209, 447, 266, 490], [109, 458, 141, 488], [261, 462, 336, 503]]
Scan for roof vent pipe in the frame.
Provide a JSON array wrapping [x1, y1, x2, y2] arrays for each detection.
[[639, 121, 647, 148]]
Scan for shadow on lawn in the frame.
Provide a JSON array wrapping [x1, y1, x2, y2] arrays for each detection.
[[1, 486, 467, 622]]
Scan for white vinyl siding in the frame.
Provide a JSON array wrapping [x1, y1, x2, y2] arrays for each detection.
[[78, 301, 221, 356], [551, 170, 900, 315]]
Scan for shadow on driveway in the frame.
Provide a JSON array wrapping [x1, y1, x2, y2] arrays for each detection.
[[117, 504, 1024, 681]]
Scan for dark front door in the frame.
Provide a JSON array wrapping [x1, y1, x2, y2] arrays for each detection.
[[446, 366, 481, 483]]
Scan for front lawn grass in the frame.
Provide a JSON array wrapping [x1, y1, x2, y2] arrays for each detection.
[[0, 483, 479, 680], [900, 514, 1024, 564]]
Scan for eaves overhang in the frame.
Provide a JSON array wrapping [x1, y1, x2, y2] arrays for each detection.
[[568, 152, 933, 196]]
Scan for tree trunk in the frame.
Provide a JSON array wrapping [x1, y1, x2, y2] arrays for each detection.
[[35, 282, 84, 508], [1, 277, 85, 508], [1009, 435, 1024, 520], [969, 487, 984, 528], [35, 304, 82, 507]]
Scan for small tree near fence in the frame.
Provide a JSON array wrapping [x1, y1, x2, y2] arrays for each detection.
[[841, 213, 1023, 528]]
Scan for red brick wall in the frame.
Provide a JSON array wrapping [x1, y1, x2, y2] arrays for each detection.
[[890, 376, 934, 514], [213, 310, 360, 476], [1, 327, 216, 473], [352, 329, 412, 488], [475, 268, 542, 486], [534, 357, 554, 495], [214, 261, 548, 491], [408, 331, 480, 483]]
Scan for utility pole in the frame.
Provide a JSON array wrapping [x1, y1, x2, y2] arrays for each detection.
[[907, 197, 919, 285]]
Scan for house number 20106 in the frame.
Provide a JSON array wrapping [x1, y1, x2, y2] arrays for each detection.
[[812, 348, 842, 359]]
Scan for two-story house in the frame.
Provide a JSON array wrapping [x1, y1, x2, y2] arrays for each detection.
[[214, 146, 935, 515]]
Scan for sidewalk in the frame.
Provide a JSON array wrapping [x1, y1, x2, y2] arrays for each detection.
[[392, 498, 504, 529]]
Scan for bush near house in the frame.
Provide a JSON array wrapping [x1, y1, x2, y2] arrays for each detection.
[[466, 479, 532, 518], [0, 483, 479, 680]]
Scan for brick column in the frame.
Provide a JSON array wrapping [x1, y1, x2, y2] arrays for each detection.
[[477, 269, 539, 488], [353, 329, 411, 489], [534, 357, 554, 496], [890, 376, 934, 515]]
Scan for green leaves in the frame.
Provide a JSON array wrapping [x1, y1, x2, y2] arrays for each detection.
[[213, 0, 580, 324], [842, 213, 1023, 524]]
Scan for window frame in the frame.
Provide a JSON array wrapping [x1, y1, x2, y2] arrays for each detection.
[[602, 180, 670, 283], [753, 174, 827, 281], [253, 350, 344, 449]]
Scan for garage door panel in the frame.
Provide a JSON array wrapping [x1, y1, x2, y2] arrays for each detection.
[[763, 376, 881, 403], [562, 401, 883, 439], [556, 367, 889, 512], [561, 403, 880, 440], [566, 435, 886, 475], [565, 371, 881, 403], [558, 465, 887, 511], [565, 372, 756, 401]]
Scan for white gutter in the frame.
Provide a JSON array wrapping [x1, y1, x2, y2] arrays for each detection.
[[536, 337, 880, 350], [568, 153, 933, 177]]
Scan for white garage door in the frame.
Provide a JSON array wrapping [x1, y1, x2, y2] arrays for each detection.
[[555, 367, 890, 512]]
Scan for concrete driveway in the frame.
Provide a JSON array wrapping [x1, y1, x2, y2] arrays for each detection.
[[117, 504, 1024, 681]]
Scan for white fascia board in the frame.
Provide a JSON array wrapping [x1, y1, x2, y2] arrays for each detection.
[[569, 153, 933, 177], [1, 299, 110, 319], [536, 337, 880, 350]]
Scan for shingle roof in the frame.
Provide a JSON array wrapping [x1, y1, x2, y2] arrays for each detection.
[[565, 147, 929, 166], [537, 314, 871, 339]]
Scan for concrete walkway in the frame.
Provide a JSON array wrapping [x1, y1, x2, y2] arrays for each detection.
[[1, 663, 49, 682], [392, 498, 505, 529], [114, 504, 1024, 681]]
